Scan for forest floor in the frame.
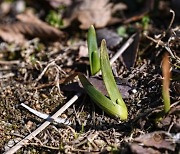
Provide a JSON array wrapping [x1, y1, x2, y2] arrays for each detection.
[[0, 0, 179, 153]]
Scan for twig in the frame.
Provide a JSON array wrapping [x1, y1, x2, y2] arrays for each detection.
[[23, 142, 60, 150], [0, 73, 15, 79], [36, 60, 65, 96], [110, 33, 135, 65], [36, 61, 55, 82], [96, 34, 135, 76], [0, 60, 20, 65], [168, 10, 175, 31], [5, 93, 81, 154], [20, 103, 71, 125]]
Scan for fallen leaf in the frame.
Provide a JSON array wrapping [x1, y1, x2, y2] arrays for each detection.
[[130, 143, 161, 154], [64, 0, 112, 29], [62, 76, 131, 99], [0, 11, 65, 44], [157, 105, 180, 133], [133, 131, 176, 151]]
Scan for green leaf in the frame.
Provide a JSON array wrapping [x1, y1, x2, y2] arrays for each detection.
[[87, 25, 100, 75], [79, 74, 127, 120], [100, 39, 127, 112]]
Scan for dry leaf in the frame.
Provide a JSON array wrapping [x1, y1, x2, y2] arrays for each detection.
[[64, 0, 112, 29], [133, 131, 176, 151], [0, 11, 65, 44], [130, 143, 161, 154]]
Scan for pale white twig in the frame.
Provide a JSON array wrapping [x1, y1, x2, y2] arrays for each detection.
[[110, 33, 135, 65], [36, 61, 55, 82], [5, 93, 81, 154], [96, 34, 135, 76], [20, 103, 71, 125], [0, 73, 15, 79]]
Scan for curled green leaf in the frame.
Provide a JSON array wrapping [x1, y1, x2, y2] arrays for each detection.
[[79, 74, 127, 120]]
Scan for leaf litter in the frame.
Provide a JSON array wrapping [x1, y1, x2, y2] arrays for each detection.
[[0, 11, 65, 44], [0, 0, 179, 153]]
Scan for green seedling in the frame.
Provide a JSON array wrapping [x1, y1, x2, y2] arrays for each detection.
[[79, 40, 128, 120], [87, 25, 100, 75], [155, 53, 171, 122], [117, 26, 127, 38], [46, 10, 64, 28], [141, 15, 150, 30], [162, 52, 171, 113]]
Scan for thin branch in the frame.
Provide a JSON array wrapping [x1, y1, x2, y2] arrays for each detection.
[[5, 93, 81, 154], [21, 103, 71, 125], [110, 33, 135, 65]]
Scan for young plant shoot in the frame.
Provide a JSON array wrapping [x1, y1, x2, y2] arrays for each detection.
[[155, 52, 171, 123], [79, 40, 128, 120], [162, 52, 171, 113], [87, 25, 100, 75]]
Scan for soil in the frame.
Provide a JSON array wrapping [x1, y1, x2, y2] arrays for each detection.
[[0, 0, 179, 153]]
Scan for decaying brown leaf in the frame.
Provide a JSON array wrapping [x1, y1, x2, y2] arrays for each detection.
[[0, 11, 65, 44], [64, 0, 126, 29], [64, 0, 112, 29], [130, 143, 161, 154], [132, 131, 176, 151]]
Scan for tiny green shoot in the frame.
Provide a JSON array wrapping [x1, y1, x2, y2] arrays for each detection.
[[87, 25, 100, 75], [46, 10, 64, 28], [117, 26, 127, 38], [141, 15, 150, 30]]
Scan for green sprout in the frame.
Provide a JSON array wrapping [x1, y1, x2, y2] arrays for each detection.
[[87, 25, 100, 75], [79, 40, 128, 120], [155, 53, 171, 122], [141, 15, 150, 30], [162, 52, 171, 113], [117, 26, 127, 38], [46, 10, 64, 28]]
